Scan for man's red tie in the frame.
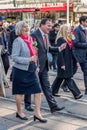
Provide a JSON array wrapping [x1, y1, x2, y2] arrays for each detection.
[[43, 34, 47, 47], [85, 30, 87, 39]]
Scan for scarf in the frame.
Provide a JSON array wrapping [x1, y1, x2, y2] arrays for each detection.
[[20, 34, 37, 56], [66, 38, 73, 49]]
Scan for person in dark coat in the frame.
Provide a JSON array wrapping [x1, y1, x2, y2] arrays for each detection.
[[49, 23, 60, 71], [0, 16, 10, 74], [49, 23, 70, 92], [8, 29, 17, 55], [31, 18, 67, 113], [52, 25, 82, 99], [73, 16, 87, 95]]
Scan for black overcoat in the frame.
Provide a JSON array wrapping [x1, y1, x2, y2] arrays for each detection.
[[56, 37, 74, 78]]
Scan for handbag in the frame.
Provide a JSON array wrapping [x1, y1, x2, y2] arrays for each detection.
[[47, 52, 53, 62], [1, 51, 10, 74], [1, 48, 9, 56]]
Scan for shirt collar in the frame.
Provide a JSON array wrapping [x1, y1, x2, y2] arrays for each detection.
[[80, 25, 86, 30], [39, 28, 45, 39]]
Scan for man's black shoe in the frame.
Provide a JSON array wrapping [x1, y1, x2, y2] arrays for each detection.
[[75, 94, 83, 100], [61, 86, 70, 92], [51, 107, 65, 113], [25, 106, 34, 112], [52, 94, 60, 97]]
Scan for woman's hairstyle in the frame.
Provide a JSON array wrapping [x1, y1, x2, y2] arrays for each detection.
[[55, 24, 68, 43], [15, 21, 27, 35]]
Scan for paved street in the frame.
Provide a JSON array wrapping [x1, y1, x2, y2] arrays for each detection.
[[0, 98, 87, 130], [0, 67, 87, 130]]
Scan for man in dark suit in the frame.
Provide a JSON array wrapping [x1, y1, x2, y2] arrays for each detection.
[[8, 29, 33, 111], [73, 16, 87, 95], [31, 18, 66, 113]]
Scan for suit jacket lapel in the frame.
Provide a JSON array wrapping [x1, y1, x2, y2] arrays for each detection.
[[36, 29, 47, 50]]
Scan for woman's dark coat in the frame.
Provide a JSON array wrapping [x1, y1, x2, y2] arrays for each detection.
[[56, 37, 75, 78]]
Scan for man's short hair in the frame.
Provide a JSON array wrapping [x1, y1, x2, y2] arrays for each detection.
[[39, 18, 52, 27], [53, 23, 60, 28], [79, 16, 87, 24]]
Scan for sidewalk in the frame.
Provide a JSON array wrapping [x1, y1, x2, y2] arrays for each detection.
[[1, 97, 87, 130], [4, 88, 87, 120], [0, 68, 87, 129], [4, 67, 87, 120]]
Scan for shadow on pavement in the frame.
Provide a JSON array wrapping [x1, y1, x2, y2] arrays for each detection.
[[77, 127, 87, 130]]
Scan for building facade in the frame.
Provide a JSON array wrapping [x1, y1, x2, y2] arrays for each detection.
[[0, 0, 86, 26]]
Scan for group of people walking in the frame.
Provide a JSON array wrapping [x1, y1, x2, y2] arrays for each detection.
[[12, 18, 66, 122], [0, 15, 87, 123]]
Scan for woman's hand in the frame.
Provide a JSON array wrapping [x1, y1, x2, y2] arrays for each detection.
[[77, 62, 80, 67], [59, 43, 66, 51], [61, 65, 65, 70], [30, 55, 37, 62], [36, 67, 40, 73]]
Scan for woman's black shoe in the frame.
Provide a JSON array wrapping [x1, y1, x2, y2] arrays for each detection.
[[16, 113, 28, 120], [34, 115, 47, 123], [75, 94, 83, 100]]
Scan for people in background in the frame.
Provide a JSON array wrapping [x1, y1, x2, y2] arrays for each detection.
[[49, 23, 60, 71], [0, 16, 10, 75], [30, 24, 36, 34]]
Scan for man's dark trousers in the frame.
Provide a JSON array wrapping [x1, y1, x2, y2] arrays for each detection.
[[24, 95, 31, 108], [80, 61, 87, 94], [39, 68, 58, 110]]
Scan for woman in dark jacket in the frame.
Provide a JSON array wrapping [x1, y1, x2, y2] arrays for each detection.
[[52, 25, 82, 99]]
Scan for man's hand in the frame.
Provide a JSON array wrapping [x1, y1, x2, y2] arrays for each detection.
[[77, 62, 80, 67], [4, 81, 9, 88], [61, 65, 65, 70], [36, 67, 40, 73], [59, 43, 66, 51]]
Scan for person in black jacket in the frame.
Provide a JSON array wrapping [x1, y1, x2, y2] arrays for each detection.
[[49, 23, 60, 71], [8, 29, 17, 55], [73, 16, 87, 95], [31, 18, 66, 113], [0, 16, 10, 75], [52, 24, 82, 99], [49, 23, 70, 92]]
